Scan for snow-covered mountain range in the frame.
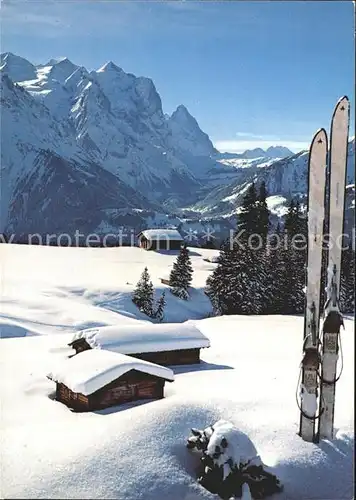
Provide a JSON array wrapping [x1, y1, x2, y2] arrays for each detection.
[[217, 145, 293, 160], [195, 140, 355, 214], [1, 52, 354, 241]]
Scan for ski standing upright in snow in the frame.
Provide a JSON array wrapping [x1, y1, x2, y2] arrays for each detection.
[[298, 128, 328, 443], [298, 96, 350, 443], [317, 96, 350, 441]]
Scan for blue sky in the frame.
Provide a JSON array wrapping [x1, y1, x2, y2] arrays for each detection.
[[1, 0, 354, 152]]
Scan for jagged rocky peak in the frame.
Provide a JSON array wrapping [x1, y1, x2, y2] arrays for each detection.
[[95, 60, 136, 93], [0, 52, 37, 82], [97, 60, 125, 74], [44, 57, 79, 83], [93, 60, 163, 118], [171, 104, 198, 124], [44, 57, 72, 66], [168, 104, 217, 157]]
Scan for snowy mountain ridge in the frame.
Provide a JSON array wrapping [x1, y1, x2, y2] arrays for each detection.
[[194, 139, 355, 219], [1, 52, 354, 240], [217, 145, 294, 161], [1, 53, 214, 234]]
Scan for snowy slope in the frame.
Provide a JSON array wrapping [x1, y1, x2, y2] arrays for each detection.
[[0, 244, 354, 499], [0, 244, 217, 338], [0, 315, 353, 499]]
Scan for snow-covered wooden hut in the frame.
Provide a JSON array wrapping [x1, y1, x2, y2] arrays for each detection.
[[137, 229, 184, 250], [68, 322, 210, 366], [47, 349, 174, 412]]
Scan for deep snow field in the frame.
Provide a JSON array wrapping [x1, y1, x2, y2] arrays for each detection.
[[0, 243, 216, 337], [0, 244, 354, 499]]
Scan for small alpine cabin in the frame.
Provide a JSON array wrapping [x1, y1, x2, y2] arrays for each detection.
[[68, 321, 210, 366], [47, 349, 174, 412], [137, 229, 184, 251]]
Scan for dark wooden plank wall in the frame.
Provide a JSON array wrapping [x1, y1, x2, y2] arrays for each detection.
[[131, 348, 201, 366], [139, 236, 183, 251], [70, 340, 202, 366], [56, 370, 166, 412], [57, 383, 90, 411]]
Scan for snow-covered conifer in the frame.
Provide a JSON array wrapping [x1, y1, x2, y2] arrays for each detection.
[[169, 245, 193, 300], [154, 291, 166, 322], [340, 244, 355, 313], [132, 266, 154, 317], [256, 181, 270, 245]]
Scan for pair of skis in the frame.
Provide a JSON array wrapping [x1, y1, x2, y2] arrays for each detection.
[[298, 96, 350, 443]]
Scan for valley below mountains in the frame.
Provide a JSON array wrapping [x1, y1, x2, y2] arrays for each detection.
[[1, 52, 354, 244]]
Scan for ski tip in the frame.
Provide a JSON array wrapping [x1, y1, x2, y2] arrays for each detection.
[[336, 95, 349, 106], [332, 96, 350, 120], [309, 128, 328, 152]]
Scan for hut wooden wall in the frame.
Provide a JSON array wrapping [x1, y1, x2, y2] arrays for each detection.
[[55, 370, 166, 412], [91, 374, 164, 410], [131, 348, 201, 366], [70, 341, 202, 366], [138, 237, 182, 251], [56, 383, 90, 411]]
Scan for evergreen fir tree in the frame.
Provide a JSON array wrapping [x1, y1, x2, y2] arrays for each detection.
[[205, 239, 239, 315], [265, 225, 289, 313], [238, 182, 258, 237], [169, 245, 193, 300], [284, 199, 297, 236], [241, 242, 268, 314], [281, 198, 307, 314], [285, 245, 306, 314], [340, 244, 355, 313], [132, 266, 154, 316], [206, 236, 267, 315], [154, 291, 166, 322], [256, 181, 270, 245], [206, 183, 272, 315]]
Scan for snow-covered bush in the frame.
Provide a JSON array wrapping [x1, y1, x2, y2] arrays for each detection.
[[154, 291, 166, 322], [171, 286, 189, 301], [186, 420, 283, 499]]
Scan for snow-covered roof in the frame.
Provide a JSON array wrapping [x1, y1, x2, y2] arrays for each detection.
[[48, 349, 174, 395], [70, 321, 210, 354], [138, 229, 183, 241]]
